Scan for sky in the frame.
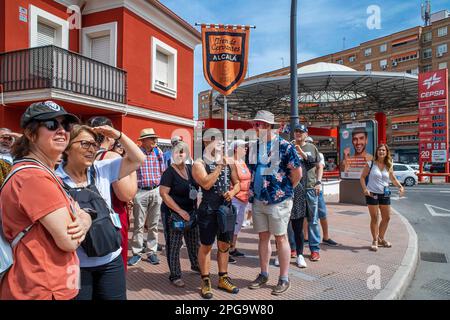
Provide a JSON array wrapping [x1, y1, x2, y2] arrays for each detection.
[[159, 0, 450, 119]]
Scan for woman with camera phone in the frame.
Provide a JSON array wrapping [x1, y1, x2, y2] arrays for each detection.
[[159, 141, 200, 288]]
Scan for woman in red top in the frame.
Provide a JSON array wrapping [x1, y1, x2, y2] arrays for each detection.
[[0, 101, 91, 300], [229, 140, 251, 260]]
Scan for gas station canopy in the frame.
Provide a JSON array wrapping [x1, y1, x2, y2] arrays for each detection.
[[214, 62, 419, 123]]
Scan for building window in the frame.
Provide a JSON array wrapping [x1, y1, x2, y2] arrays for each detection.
[[423, 48, 432, 59], [379, 59, 387, 69], [380, 43, 387, 53], [365, 63, 372, 71], [439, 62, 448, 69], [349, 55, 356, 62], [82, 22, 118, 67], [411, 67, 419, 75], [423, 64, 432, 72], [364, 48, 372, 56], [423, 31, 432, 42], [336, 59, 343, 64], [438, 26, 448, 37], [437, 44, 448, 57], [29, 5, 69, 49], [151, 37, 177, 98]]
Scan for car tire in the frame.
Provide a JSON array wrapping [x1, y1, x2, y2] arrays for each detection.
[[404, 177, 415, 187]]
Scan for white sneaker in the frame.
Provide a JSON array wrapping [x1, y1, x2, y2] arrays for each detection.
[[296, 255, 307, 268], [274, 257, 280, 267]]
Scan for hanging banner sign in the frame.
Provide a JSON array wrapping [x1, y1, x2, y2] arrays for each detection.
[[201, 25, 250, 96]]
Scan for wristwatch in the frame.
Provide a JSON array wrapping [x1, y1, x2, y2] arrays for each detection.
[[315, 181, 322, 186]]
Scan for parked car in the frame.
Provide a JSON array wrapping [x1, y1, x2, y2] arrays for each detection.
[[408, 164, 419, 171], [393, 163, 418, 187]]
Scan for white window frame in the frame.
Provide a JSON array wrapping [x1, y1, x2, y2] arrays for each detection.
[[336, 59, 343, 65], [439, 62, 448, 70], [151, 37, 177, 99], [379, 59, 387, 69], [365, 63, 372, 71], [423, 48, 432, 59], [29, 4, 69, 49], [437, 44, 448, 56], [379, 43, 387, 53], [423, 31, 432, 42], [438, 26, 448, 37], [364, 48, 372, 56], [349, 55, 356, 62], [82, 22, 118, 67]]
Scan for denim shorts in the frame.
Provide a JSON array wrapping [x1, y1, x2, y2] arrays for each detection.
[[197, 206, 233, 246], [365, 194, 391, 206]]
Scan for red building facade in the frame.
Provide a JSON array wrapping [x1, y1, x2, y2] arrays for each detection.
[[0, 0, 200, 148]]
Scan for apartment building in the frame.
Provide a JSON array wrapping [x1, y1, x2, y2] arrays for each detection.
[[0, 0, 201, 148], [198, 10, 450, 163]]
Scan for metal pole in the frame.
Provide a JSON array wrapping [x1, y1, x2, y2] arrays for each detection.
[[289, 0, 299, 141], [224, 95, 228, 190]]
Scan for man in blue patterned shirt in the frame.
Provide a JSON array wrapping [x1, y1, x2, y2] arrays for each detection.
[[247, 110, 302, 296]]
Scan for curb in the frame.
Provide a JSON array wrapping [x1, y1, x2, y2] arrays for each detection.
[[373, 207, 419, 300]]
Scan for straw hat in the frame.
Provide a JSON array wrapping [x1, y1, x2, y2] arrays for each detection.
[[138, 128, 159, 140]]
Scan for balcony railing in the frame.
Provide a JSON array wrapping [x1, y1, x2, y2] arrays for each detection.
[[0, 45, 127, 104]]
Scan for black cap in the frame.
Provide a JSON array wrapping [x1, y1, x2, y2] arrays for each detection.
[[294, 123, 308, 133], [20, 101, 80, 128]]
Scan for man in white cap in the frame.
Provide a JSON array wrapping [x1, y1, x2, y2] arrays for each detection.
[[247, 110, 302, 295], [128, 128, 166, 267]]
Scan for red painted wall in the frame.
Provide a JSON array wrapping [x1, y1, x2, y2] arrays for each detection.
[[0, 0, 5, 53], [3, 0, 69, 52], [122, 8, 194, 119]]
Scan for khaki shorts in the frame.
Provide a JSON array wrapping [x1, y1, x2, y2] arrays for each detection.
[[252, 199, 293, 236]]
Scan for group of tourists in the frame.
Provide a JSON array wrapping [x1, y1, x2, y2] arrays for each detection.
[[0, 101, 404, 300]]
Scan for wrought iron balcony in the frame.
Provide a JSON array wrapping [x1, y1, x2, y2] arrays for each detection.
[[0, 45, 127, 104]]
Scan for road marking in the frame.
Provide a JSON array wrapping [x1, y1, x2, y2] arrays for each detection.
[[391, 196, 407, 200], [424, 204, 450, 217], [439, 191, 450, 193]]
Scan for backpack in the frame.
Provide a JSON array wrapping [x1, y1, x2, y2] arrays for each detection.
[[63, 167, 121, 257], [0, 160, 71, 281]]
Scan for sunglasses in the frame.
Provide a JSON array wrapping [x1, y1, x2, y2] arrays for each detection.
[[71, 140, 100, 151], [40, 119, 73, 132]]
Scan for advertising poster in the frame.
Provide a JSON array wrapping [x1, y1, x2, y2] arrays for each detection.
[[339, 120, 377, 179]]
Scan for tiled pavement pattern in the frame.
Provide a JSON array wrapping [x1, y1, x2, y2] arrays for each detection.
[[127, 201, 409, 300]]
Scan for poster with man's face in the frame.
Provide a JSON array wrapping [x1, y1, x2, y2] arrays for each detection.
[[339, 120, 377, 179]]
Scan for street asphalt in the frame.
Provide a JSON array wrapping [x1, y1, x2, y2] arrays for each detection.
[[391, 183, 450, 300]]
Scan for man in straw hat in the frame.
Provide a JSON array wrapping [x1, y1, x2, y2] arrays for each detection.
[[128, 128, 166, 267], [247, 110, 302, 295]]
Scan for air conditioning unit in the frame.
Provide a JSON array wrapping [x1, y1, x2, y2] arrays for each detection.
[[392, 124, 398, 129], [392, 61, 398, 67], [437, 52, 444, 57], [381, 65, 387, 70]]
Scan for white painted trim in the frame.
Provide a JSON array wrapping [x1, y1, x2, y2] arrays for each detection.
[[151, 36, 177, 99], [82, 0, 201, 49], [29, 4, 69, 49], [82, 22, 118, 67], [3, 89, 194, 127]]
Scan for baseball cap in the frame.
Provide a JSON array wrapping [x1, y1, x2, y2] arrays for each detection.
[[294, 124, 308, 133], [171, 136, 182, 146], [20, 101, 80, 128]]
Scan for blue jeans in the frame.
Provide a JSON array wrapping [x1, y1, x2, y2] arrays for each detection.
[[287, 221, 296, 250], [318, 191, 327, 220], [306, 189, 321, 253]]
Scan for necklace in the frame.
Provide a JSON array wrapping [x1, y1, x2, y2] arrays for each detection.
[[173, 164, 188, 180]]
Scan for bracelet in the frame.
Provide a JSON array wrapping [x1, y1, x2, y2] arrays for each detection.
[[117, 131, 122, 140]]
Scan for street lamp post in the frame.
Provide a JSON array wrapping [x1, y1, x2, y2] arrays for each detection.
[[290, 0, 299, 140]]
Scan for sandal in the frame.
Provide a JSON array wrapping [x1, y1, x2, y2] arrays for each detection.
[[370, 240, 378, 251], [378, 238, 392, 248]]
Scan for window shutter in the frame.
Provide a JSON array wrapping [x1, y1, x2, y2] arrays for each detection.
[[91, 35, 111, 65], [37, 22, 56, 46], [155, 51, 169, 86]]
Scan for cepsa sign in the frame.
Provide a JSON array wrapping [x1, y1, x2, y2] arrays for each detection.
[[418, 69, 447, 101]]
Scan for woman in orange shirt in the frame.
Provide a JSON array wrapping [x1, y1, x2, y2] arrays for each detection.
[[0, 101, 91, 300], [229, 140, 251, 261]]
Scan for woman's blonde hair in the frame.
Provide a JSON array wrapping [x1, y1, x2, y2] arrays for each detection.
[[374, 144, 393, 171], [172, 141, 190, 163]]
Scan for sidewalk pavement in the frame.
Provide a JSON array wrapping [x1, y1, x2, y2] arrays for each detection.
[[126, 201, 418, 300]]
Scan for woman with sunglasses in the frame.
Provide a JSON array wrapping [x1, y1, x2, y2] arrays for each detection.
[[159, 141, 200, 287], [56, 125, 145, 300], [360, 144, 404, 251], [87, 116, 137, 272], [1, 101, 92, 300]]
